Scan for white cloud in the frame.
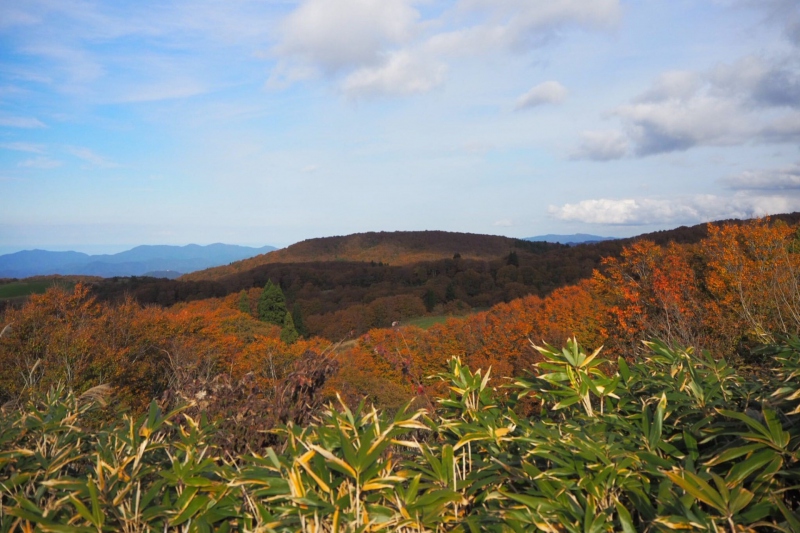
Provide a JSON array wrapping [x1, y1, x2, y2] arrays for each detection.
[[0, 142, 45, 153], [722, 162, 800, 190], [270, 0, 621, 96], [635, 71, 702, 103], [609, 55, 800, 156], [0, 116, 46, 128], [455, 0, 621, 50], [301, 164, 319, 173], [275, 0, 420, 74], [18, 157, 62, 169], [515, 81, 566, 110], [710, 56, 800, 108], [570, 130, 628, 161], [342, 52, 446, 98], [617, 95, 748, 155], [493, 218, 514, 227], [66, 147, 118, 168], [549, 194, 800, 225]]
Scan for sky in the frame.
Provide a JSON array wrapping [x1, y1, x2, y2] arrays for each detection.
[[1, 0, 800, 254]]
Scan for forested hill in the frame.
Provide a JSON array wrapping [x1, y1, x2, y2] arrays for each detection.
[[181, 215, 800, 283], [180, 231, 559, 281], [78, 214, 800, 341]]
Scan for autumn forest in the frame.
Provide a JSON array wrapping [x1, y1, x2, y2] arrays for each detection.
[[1, 216, 800, 531]]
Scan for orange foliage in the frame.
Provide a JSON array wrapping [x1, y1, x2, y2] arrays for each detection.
[[0, 284, 322, 412], [3, 217, 799, 412], [704, 218, 800, 347], [534, 280, 605, 350], [591, 240, 705, 355]]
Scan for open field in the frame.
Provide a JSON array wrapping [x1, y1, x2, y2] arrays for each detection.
[[403, 314, 457, 329], [0, 279, 74, 300]]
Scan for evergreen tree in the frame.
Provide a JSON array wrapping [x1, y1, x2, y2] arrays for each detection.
[[445, 282, 457, 302], [280, 311, 299, 344], [423, 289, 437, 312], [258, 280, 287, 325], [291, 302, 308, 338], [507, 250, 519, 267], [237, 290, 250, 315]]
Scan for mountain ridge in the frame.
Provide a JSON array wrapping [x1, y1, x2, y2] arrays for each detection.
[[525, 233, 615, 244], [0, 243, 277, 279], [180, 230, 558, 281]]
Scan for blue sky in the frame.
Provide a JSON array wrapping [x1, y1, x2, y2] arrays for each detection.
[[1, 0, 799, 253]]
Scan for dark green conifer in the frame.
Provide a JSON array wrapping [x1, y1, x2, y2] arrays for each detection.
[[445, 282, 457, 302], [507, 250, 519, 267], [291, 302, 307, 338], [423, 289, 437, 312], [258, 280, 287, 325], [280, 311, 299, 344]]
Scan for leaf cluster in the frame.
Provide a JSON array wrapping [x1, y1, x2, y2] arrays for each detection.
[[2, 337, 800, 531]]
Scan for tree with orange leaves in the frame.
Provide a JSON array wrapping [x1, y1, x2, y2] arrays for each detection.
[[704, 218, 800, 349], [592, 240, 705, 356], [534, 280, 605, 350]]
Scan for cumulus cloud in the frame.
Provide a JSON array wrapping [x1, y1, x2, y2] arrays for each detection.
[[710, 56, 800, 108], [342, 52, 446, 98], [570, 130, 628, 161], [549, 194, 800, 225], [275, 0, 419, 74], [742, 0, 800, 47], [455, 0, 621, 51], [760, 112, 800, 143], [634, 71, 702, 103], [617, 96, 747, 155], [515, 81, 566, 110], [609, 55, 800, 156], [0, 116, 46, 128], [271, 0, 621, 96], [721, 162, 800, 190]]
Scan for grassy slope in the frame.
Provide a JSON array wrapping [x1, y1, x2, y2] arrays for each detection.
[[0, 279, 73, 299]]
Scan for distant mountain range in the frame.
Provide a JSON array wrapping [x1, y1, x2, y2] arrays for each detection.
[[524, 234, 615, 245], [0, 244, 277, 279]]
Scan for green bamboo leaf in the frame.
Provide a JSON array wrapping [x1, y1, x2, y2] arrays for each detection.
[[762, 409, 790, 448], [171, 494, 211, 526], [773, 494, 800, 530], [717, 410, 773, 442], [615, 501, 636, 533], [728, 487, 754, 515], [69, 494, 99, 527], [705, 443, 765, 466], [441, 444, 455, 486], [618, 357, 631, 383], [648, 393, 667, 450], [724, 449, 779, 485], [664, 470, 727, 514], [553, 395, 582, 410], [173, 485, 199, 513], [334, 417, 359, 470], [87, 477, 103, 528], [308, 444, 357, 479], [498, 490, 558, 512], [38, 525, 95, 533]]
